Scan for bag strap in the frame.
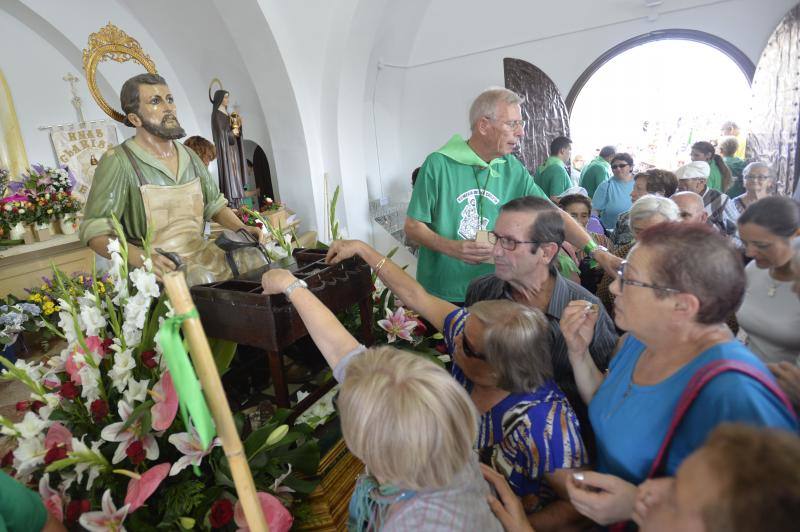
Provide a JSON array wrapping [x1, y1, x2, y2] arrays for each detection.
[[648, 359, 795, 478]]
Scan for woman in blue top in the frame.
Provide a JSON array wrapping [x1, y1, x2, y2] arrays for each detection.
[[591, 153, 636, 232], [560, 222, 797, 526], [325, 239, 588, 530]]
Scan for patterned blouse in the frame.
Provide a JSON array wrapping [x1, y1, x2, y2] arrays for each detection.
[[443, 308, 588, 504]]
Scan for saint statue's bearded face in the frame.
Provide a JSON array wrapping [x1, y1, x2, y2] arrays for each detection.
[[129, 84, 186, 140]]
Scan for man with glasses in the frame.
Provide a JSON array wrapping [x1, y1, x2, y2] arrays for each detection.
[[465, 196, 617, 459], [535, 136, 574, 201], [406, 88, 622, 304]]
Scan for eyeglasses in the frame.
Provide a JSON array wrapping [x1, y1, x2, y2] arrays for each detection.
[[487, 231, 541, 251], [611, 163, 630, 170], [461, 334, 486, 360], [486, 117, 526, 130], [615, 260, 681, 294], [744, 174, 770, 181]]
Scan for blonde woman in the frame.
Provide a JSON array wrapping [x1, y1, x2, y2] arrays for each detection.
[[261, 269, 502, 532]]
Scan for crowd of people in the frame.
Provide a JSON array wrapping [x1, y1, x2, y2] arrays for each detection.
[[272, 87, 799, 531]]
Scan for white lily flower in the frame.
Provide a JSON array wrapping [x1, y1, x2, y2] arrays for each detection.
[[99, 401, 159, 464], [167, 429, 221, 476], [78, 365, 102, 406], [79, 489, 130, 532]]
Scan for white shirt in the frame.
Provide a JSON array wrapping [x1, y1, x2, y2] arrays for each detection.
[[736, 262, 800, 364]]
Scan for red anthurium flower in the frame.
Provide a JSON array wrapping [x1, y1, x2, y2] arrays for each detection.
[[123, 463, 170, 512], [234, 492, 293, 532], [209, 498, 234, 528], [45, 423, 73, 452]]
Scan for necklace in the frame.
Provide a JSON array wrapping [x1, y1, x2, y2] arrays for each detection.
[[767, 268, 781, 297]]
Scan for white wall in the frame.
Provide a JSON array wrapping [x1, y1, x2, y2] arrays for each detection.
[[365, 0, 799, 207]]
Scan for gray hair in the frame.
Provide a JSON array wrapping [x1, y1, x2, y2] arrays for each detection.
[[743, 161, 774, 180], [468, 300, 553, 393], [469, 87, 523, 131], [630, 194, 680, 225], [120, 73, 168, 127]]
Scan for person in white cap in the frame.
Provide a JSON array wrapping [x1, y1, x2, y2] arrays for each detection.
[[675, 161, 739, 238]]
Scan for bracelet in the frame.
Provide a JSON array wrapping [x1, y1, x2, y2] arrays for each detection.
[[374, 257, 388, 274]]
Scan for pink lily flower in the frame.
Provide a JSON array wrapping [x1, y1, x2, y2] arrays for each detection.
[[234, 492, 293, 532], [122, 463, 170, 512], [79, 489, 130, 532], [100, 401, 159, 464], [149, 372, 178, 432], [167, 429, 222, 476], [377, 307, 417, 343], [38, 474, 65, 523]]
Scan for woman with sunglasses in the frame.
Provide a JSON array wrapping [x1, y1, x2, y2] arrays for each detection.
[[558, 222, 797, 527], [325, 239, 588, 531], [590, 153, 636, 234]]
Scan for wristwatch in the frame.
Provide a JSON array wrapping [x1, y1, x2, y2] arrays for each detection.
[[283, 278, 308, 297]]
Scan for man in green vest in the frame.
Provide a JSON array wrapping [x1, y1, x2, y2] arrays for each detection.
[[534, 136, 573, 201], [579, 145, 615, 198], [405, 88, 621, 303]]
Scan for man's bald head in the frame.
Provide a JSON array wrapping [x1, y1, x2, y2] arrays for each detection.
[[671, 191, 708, 224]]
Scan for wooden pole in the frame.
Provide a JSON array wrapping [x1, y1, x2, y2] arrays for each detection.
[[162, 272, 268, 532]]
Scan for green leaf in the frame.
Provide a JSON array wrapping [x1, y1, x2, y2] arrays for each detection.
[[281, 474, 321, 495], [268, 441, 321, 476], [44, 457, 80, 472], [249, 430, 304, 461], [119, 400, 154, 433], [209, 338, 237, 375]]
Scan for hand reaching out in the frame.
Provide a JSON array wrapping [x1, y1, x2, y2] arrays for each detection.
[[480, 464, 534, 532], [560, 300, 600, 363]]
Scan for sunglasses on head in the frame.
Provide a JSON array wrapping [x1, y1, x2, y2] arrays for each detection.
[[461, 334, 486, 360], [611, 163, 629, 170]]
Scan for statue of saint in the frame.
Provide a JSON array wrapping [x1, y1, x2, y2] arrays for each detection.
[[80, 73, 265, 282], [211, 90, 246, 208]]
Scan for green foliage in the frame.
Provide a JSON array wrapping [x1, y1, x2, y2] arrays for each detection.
[[159, 480, 206, 524], [329, 185, 341, 241]]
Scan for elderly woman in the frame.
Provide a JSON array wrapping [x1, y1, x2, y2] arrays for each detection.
[[592, 153, 635, 232], [260, 268, 502, 531], [558, 222, 796, 526], [597, 195, 680, 315], [732, 162, 774, 214], [560, 193, 613, 292], [325, 240, 587, 529], [612, 169, 679, 247], [736, 196, 800, 363]]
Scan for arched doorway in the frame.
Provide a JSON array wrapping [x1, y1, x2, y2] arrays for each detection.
[[568, 34, 753, 171]]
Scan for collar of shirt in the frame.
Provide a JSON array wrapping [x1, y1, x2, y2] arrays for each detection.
[[436, 134, 507, 177], [124, 138, 189, 182], [500, 273, 571, 320]]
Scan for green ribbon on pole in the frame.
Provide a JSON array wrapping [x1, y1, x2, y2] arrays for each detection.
[[157, 308, 216, 475]]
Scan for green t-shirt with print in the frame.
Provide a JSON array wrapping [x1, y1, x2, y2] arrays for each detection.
[[407, 135, 547, 302], [534, 156, 571, 197]]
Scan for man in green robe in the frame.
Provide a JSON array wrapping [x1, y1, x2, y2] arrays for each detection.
[[405, 89, 621, 303], [80, 73, 263, 277], [579, 145, 615, 198], [534, 136, 573, 201]]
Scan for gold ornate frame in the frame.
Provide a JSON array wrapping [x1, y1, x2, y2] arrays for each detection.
[[82, 23, 158, 123]]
